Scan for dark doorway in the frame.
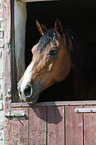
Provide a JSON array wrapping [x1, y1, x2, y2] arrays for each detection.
[[25, 1, 96, 102]]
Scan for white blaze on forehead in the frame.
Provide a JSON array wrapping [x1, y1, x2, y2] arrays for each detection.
[[20, 61, 34, 92]]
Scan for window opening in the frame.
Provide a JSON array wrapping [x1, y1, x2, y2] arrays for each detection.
[[14, 1, 96, 102]]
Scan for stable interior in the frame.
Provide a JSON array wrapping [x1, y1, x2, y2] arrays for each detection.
[[25, 1, 96, 102]]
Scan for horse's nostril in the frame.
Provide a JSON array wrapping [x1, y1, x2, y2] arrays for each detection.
[[24, 84, 32, 97]]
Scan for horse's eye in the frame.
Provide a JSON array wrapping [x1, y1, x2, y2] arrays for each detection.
[[49, 49, 58, 56]]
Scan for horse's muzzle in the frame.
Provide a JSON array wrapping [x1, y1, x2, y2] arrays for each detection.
[[18, 83, 40, 103], [24, 84, 39, 103]]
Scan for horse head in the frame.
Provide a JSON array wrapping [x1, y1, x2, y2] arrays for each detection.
[[17, 19, 72, 103]]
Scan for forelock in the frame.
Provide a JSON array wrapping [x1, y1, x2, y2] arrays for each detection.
[[36, 29, 59, 53]]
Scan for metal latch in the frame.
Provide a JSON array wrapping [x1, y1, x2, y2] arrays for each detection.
[[5, 110, 26, 120], [74, 108, 96, 113]]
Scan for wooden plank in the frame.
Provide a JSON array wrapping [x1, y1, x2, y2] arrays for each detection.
[[47, 106, 64, 145], [14, 0, 26, 81], [9, 108, 28, 145], [21, 0, 54, 2], [5, 116, 11, 145], [65, 106, 83, 145], [84, 106, 96, 145], [11, 100, 96, 107], [4, 93, 11, 145], [3, 0, 12, 143], [29, 106, 46, 145]]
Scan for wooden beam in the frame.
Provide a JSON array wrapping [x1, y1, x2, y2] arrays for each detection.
[[11, 100, 96, 108], [14, 1, 27, 81], [21, 0, 56, 2]]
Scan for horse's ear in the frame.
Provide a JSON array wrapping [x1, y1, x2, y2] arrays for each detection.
[[54, 19, 64, 36], [36, 20, 48, 35]]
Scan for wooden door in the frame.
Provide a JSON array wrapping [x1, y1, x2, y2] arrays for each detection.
[[4, 101, 96, 145]]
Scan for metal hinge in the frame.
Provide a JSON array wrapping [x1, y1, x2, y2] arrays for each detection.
[[74, 108, 96, 113], [5, 110, 26, 120]]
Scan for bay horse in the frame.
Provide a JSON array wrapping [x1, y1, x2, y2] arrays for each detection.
[[17, 19, 96, 103]]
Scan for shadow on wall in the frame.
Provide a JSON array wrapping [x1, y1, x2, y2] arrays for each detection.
[[29, 105, 63, 124]]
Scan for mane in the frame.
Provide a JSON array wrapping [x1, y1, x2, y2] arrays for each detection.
[[65, 29, 96, 86]]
